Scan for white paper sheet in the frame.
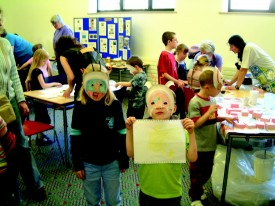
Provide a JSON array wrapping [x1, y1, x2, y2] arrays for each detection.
[[133, 120, 186, 164]]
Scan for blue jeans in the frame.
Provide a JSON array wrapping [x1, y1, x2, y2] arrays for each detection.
[[8, 98, 43, 192], [83, 161, 121, 206]]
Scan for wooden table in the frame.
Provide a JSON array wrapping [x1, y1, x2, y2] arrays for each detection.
[[220, 89, 264, 99], [218, 89, 275, 205], [106, 62, 150, 81], [24, 85, 74, 167], [24, 82, 123, 166]]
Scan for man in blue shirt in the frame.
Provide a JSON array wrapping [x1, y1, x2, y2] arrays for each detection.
[[0, 26, 33, 66]]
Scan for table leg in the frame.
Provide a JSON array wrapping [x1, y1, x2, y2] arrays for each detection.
[[62, 107, 70, 167], [119, 69, 122, 81], [220, 135, 233, 205]]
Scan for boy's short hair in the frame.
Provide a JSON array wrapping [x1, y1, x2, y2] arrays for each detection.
[[176, 43, 189, 54], [162, 31, 176, 46], [199, 67, 223, 89], [199, 70, 214, 87], [127, 55, 143, 68]]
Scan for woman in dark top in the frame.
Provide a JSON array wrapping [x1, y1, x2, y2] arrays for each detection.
[[55, 36, 106, 101]]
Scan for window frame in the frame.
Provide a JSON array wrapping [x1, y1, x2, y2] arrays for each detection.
[[228, 0, 275, 13], [96, 0, 175, 12]]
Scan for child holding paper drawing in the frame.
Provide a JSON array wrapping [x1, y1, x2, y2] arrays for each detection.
[[187, 67, 236, 206], [115, 55, 147, 119], [126, 85, 198, 206], [70, 64, 129, 206]]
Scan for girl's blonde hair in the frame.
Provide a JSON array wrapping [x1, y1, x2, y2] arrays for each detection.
[[27, 48, 49, 81], [193, 54, 210, 71], [78, 64, 116, 105]]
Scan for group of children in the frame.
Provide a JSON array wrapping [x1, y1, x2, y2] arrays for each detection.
[[66, 60, 235, 206], [1, 30, 236, 205], [64, 34, 236, 206]]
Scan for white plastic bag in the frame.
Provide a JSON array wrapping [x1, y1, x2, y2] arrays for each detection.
[[212, 145, 275, 206]]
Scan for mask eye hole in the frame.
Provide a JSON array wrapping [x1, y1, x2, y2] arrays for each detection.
[[163, 101, 168, 105], [150, 102, 155, 105]]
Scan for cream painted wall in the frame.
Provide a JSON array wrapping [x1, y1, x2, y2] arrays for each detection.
[[1, 0, 275, 82]]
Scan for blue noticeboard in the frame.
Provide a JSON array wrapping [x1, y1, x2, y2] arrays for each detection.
[[73, 17, 131, 60]]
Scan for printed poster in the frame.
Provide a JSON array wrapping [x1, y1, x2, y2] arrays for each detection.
[[118, 18, 124, 33], [89, 18, 97, 31], [99, 21, 106, 36], [125, 20, 131, 36], [108, 24, 116, 39], [100, 38, 107, 53], [74, 18, 83, 32], [80, 31, 88, 44], [109, 40, 117, 55]]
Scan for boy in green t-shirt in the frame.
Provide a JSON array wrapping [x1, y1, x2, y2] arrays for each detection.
[[126, 85, 198, 206]]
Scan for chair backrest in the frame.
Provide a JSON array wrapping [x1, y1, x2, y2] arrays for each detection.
[[183, 85, 195, 114]]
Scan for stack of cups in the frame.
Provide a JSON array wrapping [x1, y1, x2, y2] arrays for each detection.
[[249, 90, 259, 105]]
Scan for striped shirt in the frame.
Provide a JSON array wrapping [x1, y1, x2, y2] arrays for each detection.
[[0, 38, 25, 102]]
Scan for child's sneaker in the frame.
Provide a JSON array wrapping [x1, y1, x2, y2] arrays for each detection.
[[36, 133, 53, 146], [191, 200, 204, 206]]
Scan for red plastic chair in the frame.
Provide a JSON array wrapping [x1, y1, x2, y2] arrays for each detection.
[[23, 120, 64, 163], [183, 85, 195, 115]]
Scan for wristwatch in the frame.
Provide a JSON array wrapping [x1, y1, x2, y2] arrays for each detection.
[[235, 85, 240, 90]]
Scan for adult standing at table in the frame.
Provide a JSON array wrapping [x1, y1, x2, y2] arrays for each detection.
[[0, 26, 33, 67], [55, 36, 100, 100], [194, 40, 223, 71], [226, 35, 275, 93], [0, 37, 47, 201], [0, 26, 34, 91], [50, 14, 73, 83]]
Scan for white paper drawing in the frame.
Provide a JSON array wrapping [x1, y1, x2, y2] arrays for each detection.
[[133, 120, 186, 164]]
